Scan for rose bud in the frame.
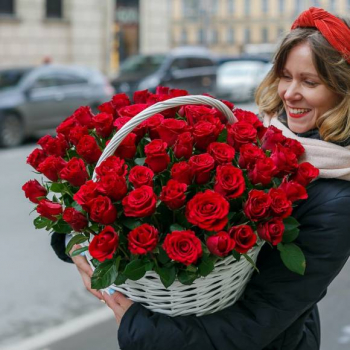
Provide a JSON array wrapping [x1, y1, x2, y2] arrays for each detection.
[[279, 178, 308, 203], [188, 153, 215, 185], [207, 142, 235, 165], [73, 180, 100, 211], [67, 125, 89, 146], [89, 195, 117, 225], [157, 118, 190, 147], [97, 173, 128, 201], [22, 179, 47, 203], [128, 224, 159, 255], [229, 225, 257, 254], [186, 190, 229, 232], [238, 143, 265, 169], [163, 230, 202, 265], [271, 144, 299, 178], [171, 161, 193, 185], [160, 179, 187, 210], [73, 106, 95, 129], [114, 132, 137, 160], [95, 155, 128, 178], [92, 112, 114, 138], [56, 115, 79, 138], [227, 121, 257, 151], [283, 138, 305, 158], [117, 103, 148, 118], [37, 134, 69, 157], [247, 157, 277, 186], [37, 156, 67, 182], [133, 89, 151, 104], [206, 231, 235, 257], [214, 164, 246, 199], [76, 135, 102, 164], [173, 132, 193, 159], [290, 162, 319, 187], [36, 199, 62, 221], [257, 218, 285, 246], [129, 165, 154, 188], [122, 185, 157, 218], [143, 113, 164, 139], [145, 139, 170, 173], [89, 226, 119, 262], [193, 119, 223, 150], [269, 188, 293, 218], [261, 125, 286, 152], [59, 157, 89, 187], [26, 148, 48, 171], [243, 189, 272, 221], [180, 105, 218, 125], [62, 207, 88, 232], [112, 93, 130, 109]]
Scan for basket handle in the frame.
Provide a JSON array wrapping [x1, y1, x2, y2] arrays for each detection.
[[92, 95, 237, 181]]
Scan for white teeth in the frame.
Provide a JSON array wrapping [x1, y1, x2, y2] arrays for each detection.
[[289, 108, 310, 114]]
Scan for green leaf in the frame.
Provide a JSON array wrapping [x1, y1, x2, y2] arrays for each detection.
[[123, 260, 146, 280], [71, 246, 88, 257], [217, 128, 228, 143], [157, 247, 171, 264], [283, 217, 300, 231], [232, 249, 242, 261], [170, 224, 185, 232], [243, 253, 259, 273], [135, 157, 146, 166], [114, 273, 127, 285], [34, 216, 51, 229], [91, 259, 118, 289], [155, 265, 176, 288], [198, 258, 215, 277], [177, 270, 197, 285], [282, 227, 299, 243], [121, 217, 142, 230], [277, 243, 306, 275], [52, 219, 72, 234], [144, 261, 154, 271], [50, 182, 65, 193], [65, 234, 88, 255]]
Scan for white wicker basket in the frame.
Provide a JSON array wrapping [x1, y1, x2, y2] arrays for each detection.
[[84, 95, 263, 317]]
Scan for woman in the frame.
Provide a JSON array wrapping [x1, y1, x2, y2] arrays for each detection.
[[51, 7, 350, 350]]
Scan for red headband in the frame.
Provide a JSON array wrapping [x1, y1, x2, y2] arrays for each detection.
[[291, 7, 350, 64]]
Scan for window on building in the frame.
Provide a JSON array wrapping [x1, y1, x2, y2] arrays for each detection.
[[262, 27, 268, 42], [329, 0, 336, 12], [46, 0, 63, 19], [227, 27, 235, 44], [244, 0, 250, 16], [183, 0, 200, 19], [198, 28, 205, 44], [244, 28, 251, 43], [181, 28, 187, 45], [262, 0, 268, 13], [211, 29, 218, 44], [278, 0, 284, 13], [0, 0, 14, 15], [211, 0, 219, 14], [228, 0, 235, 13]]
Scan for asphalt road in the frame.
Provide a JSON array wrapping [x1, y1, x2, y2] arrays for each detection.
[[1, 102, 350, 350]]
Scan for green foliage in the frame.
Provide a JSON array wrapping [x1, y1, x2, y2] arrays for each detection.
[[217, 128, 228, 143], [91, 259, 118, 289], [123, 260, 146, 280], [71, 246, 88, 257], [277, 242, 306, 275], [198, 257, 215, 277], [155, 265, 176, 288], [177, 269, 198, 285], [33, 216, 51, 229], [52, 219, 72, 234], [65, 234, 88, 255]]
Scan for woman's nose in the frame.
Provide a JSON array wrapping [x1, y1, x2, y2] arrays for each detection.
[[283, 82, 302, 101]]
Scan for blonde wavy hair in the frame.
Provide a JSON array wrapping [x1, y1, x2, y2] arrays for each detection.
[[255, 16, 350, 143]]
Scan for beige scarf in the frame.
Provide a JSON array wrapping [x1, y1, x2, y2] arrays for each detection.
[[263, 115, 350, 182]]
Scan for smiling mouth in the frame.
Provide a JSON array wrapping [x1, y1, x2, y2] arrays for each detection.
[[287, 107, 312, 119]]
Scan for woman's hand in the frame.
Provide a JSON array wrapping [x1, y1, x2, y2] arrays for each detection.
[[102, 290, 134, 325]]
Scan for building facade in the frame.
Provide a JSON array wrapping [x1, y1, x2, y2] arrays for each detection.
[[0, 0, 114, 74]]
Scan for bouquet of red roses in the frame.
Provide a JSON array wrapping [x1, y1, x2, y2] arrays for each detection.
[[23, 87, 319, 316]]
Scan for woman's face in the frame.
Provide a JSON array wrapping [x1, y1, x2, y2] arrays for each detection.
[[277, 42, 340, 134]]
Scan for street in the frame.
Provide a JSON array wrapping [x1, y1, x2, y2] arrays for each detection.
[[1, 102, 350, 350]]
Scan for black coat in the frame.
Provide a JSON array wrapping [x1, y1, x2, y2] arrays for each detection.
[[51, 178, 350, 350]]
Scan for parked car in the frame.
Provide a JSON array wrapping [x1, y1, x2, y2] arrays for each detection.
[[0, 65, 114, 147], [215, 60, 273, 102], [111, 46, 217, 97], [215, 54, 271, 66]]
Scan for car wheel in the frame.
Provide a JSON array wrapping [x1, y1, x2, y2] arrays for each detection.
[[0, 113, 25, 147]]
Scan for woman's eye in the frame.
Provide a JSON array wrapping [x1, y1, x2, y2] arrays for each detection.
[[305, 80, 318, 86], [281, 75, 291, 79]]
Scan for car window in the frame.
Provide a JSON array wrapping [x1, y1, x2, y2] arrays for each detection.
[[120, 54, 166, 74], [188, 57, 214, 68], [169, 58, 190, 71], [55, 74, 88, 86], [0, 69, 31, 90], [32, 75, 58, 89]]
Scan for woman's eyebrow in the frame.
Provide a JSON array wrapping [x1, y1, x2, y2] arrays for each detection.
[[282, 68, 319, 78]]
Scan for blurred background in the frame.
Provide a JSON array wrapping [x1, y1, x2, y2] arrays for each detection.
[[1, 0, 350, 349]]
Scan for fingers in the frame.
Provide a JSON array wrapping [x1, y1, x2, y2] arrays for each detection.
[[80, 271, 104, 301]]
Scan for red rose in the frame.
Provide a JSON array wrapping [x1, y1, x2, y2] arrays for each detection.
[[145, 139, 170, 173], [279, 178, 308, 203], [89, 195, 117, 225], [156, 118, 190, 147], [117, 104, 148, 118], [214, 164, 246, 199], [112, 93, 131, 109], [180, 105, 218, 125], [173, 132, 193, 159], [234, 108, 266, 139], [37, 134, 68, 157], [160, 180, 187, 210], [62, 207, 88, 232], [186, 190, 229, 231], [207, 142, 235, 165], [229, 225, 257, 254], [114, 133, 137, 159], [283, 138, 305, 158], [95, 156, 127, 178], [143, 113, 164, 139], [227, 121, 257, 151], [36, 199, 62, 221], [92, 112, 114, 138], [73, 180, 100, 211], [56, 115, 79, 137], [67, 125, 89, 146], [171, 161, 193, 185], [128, 224, 159, 255], [247, 157, 277, 186], [59, 157, 89, 187], [257, 218, 284, 245], [271, 144, 299, 177], [37, 156, 67, 182], [244, 189, 272, 221], [73, 106, 94, 129], [290, 162, 319, 186], [129, 166, 154, 188], [206, 231, 235, 257], [188, 153, 215, 184], [261, 125, 286, 152], [27, 148, 48, 171], [268, 188, 293, 218], [162, 230, 202, 265], [76, 135, 102, 164], [97, 173, 128, 201], [193, 119, 224, 150], [98, 101, 117, 118], [22, 179, 47, 203], [133, 90, 151, 104], [89, 226, 119, 262], [238, 143, 265, 169], [122, 185, 157, 217], [114, 116, 146, 142]]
